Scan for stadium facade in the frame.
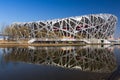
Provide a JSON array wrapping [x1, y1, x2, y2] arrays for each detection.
[[8, 14, 117, 44]]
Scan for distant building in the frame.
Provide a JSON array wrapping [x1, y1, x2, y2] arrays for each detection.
[[9, 14, 117, 43]]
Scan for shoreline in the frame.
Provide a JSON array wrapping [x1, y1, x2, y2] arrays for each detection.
[[0, 40, 119, 47], [0, 43, 116, 47]]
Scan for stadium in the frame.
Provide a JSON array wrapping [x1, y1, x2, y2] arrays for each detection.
[[6, 14, 117, 44]]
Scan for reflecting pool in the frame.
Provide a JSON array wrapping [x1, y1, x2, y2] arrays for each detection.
[[0, 45, 120, 80]]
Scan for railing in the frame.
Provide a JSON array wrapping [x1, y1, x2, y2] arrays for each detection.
[[28, 38, 91, 44]]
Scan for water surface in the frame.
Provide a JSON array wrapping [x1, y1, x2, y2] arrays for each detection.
[[0, 45, 120, 80]]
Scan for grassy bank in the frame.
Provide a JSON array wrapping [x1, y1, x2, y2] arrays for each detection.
[[0, 40, 116, 47], [0, 40, 86, 47]]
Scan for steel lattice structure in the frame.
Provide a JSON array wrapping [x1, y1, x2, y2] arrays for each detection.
[[9, 14, 117, 40]]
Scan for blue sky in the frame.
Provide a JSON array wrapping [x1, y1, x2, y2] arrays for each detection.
[[0, 0, 120, 38]]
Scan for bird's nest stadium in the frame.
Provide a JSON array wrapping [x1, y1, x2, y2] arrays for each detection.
[[7, 14, 117, 44]]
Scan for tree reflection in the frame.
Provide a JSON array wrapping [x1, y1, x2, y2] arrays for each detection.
[[3, 46, 116, 73]]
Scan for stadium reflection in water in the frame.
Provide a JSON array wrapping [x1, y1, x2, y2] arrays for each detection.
[[0, 45, 119, 80]]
